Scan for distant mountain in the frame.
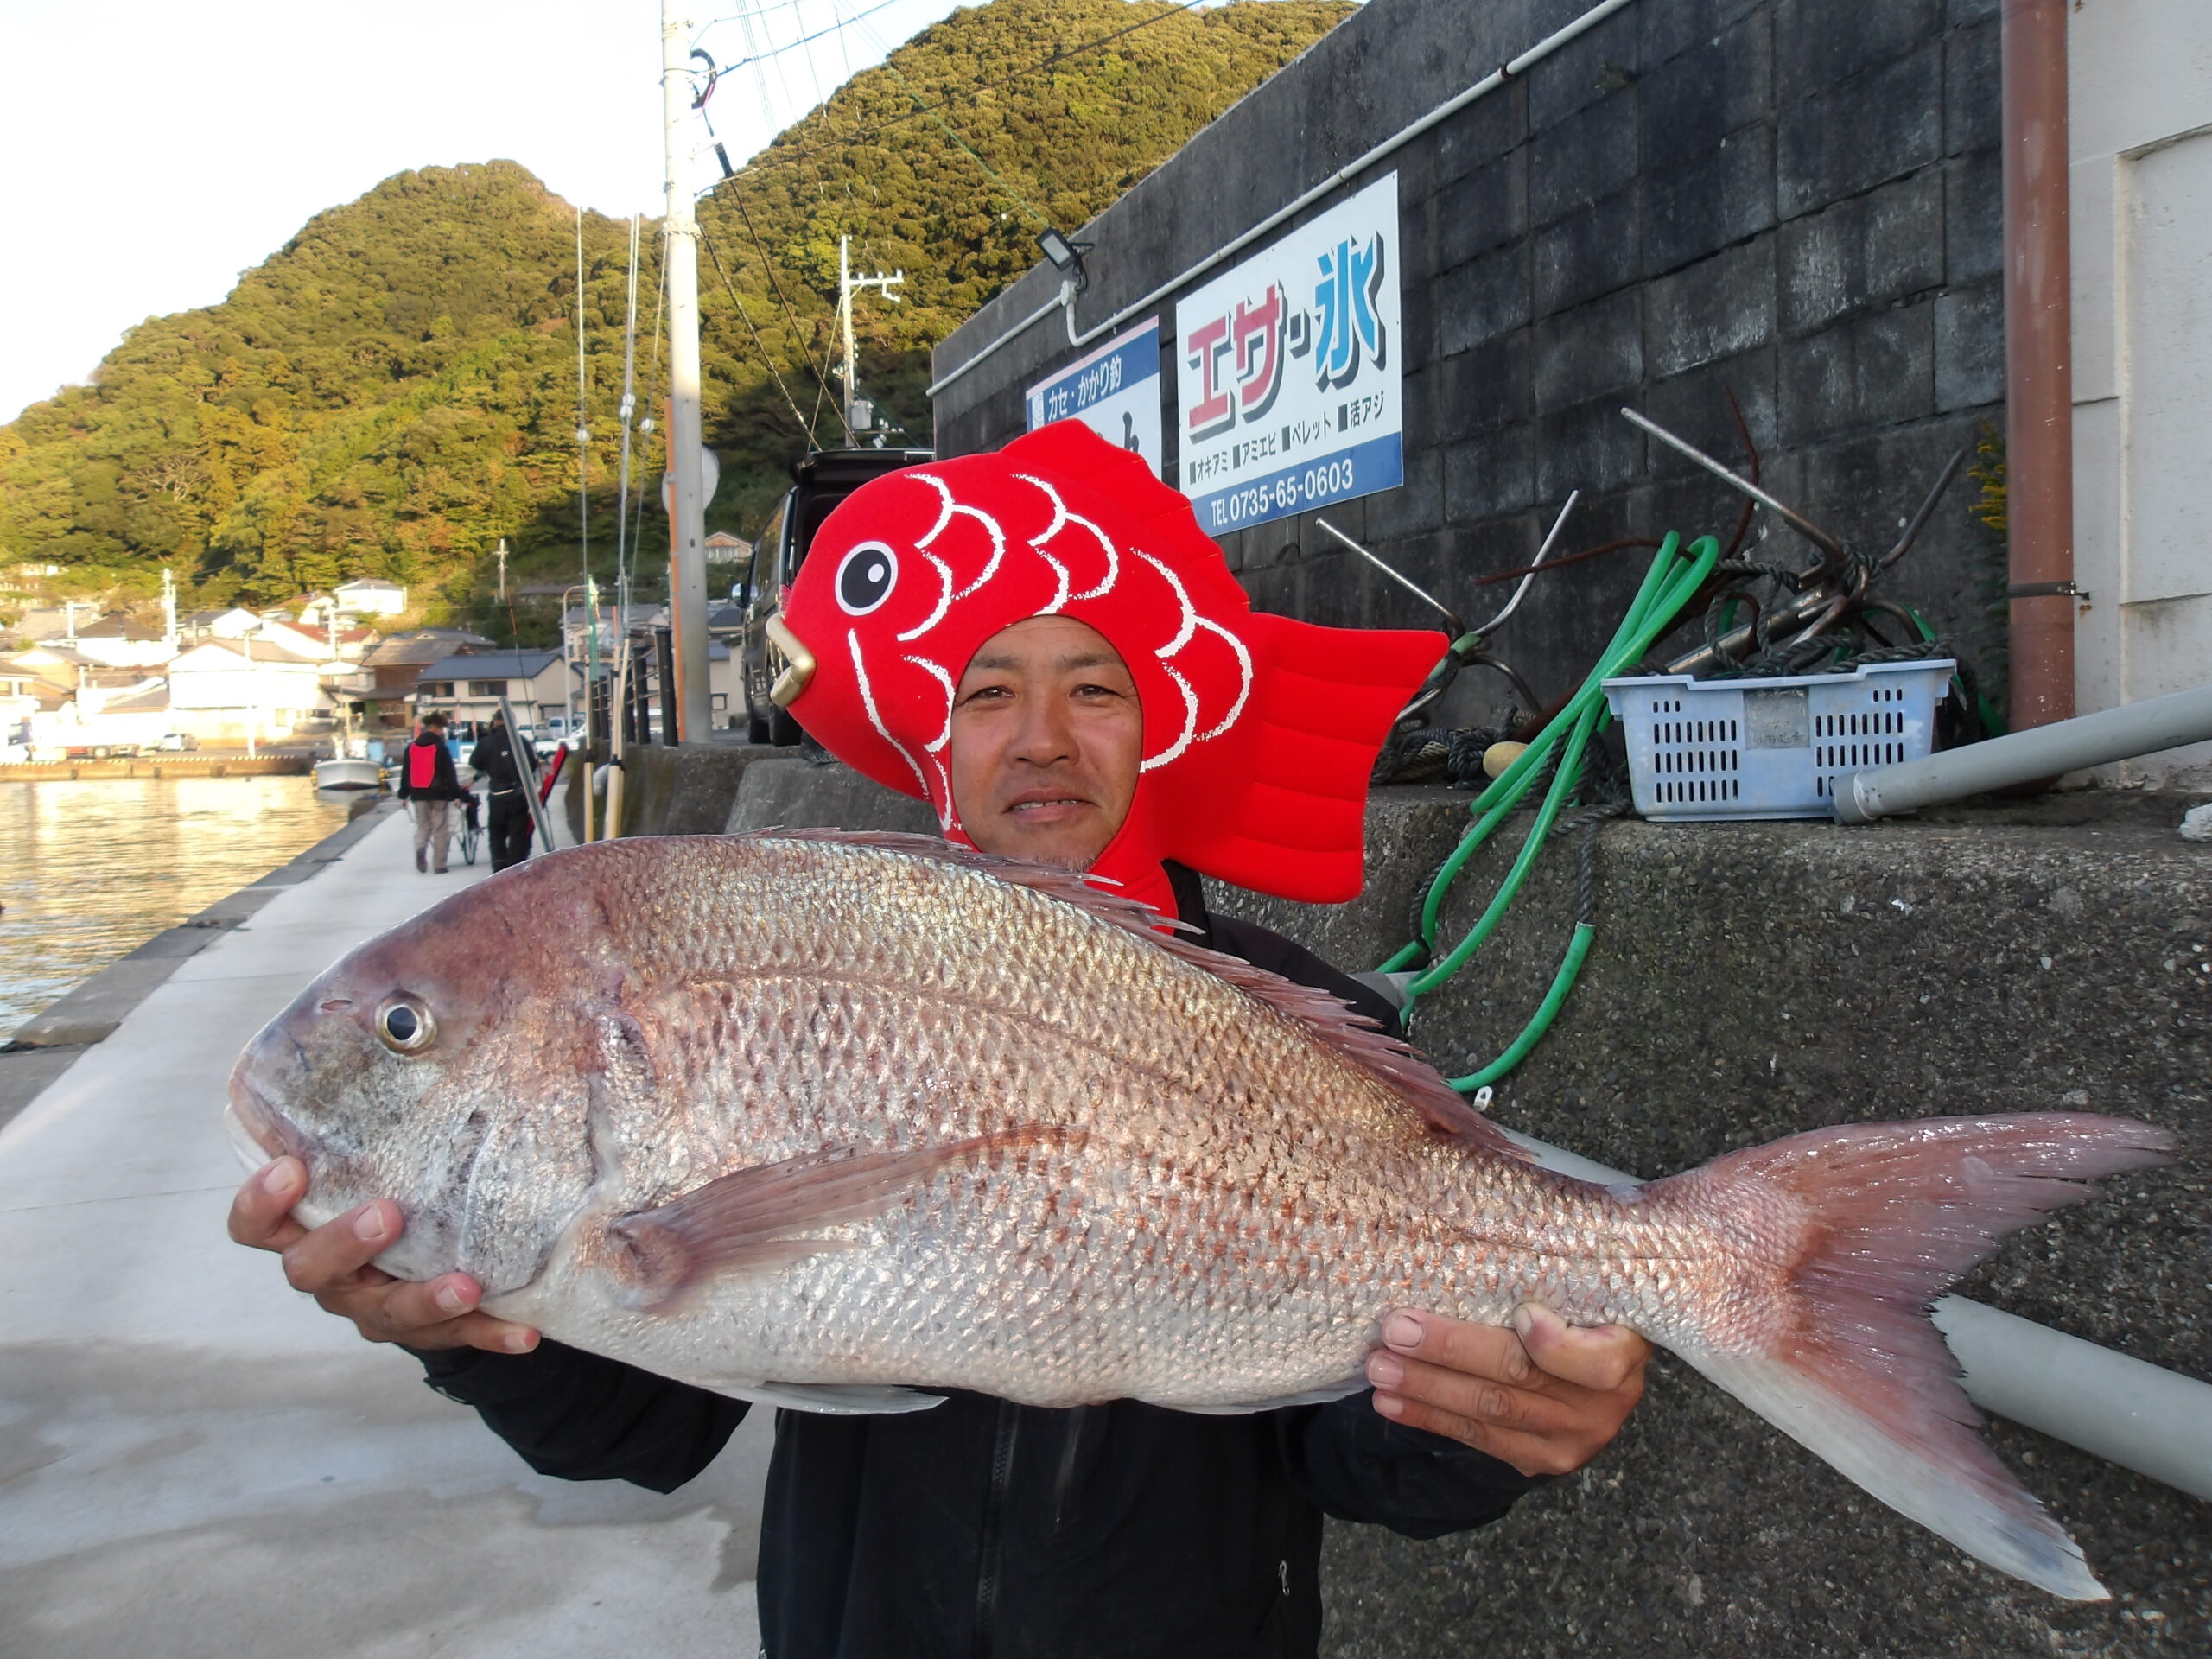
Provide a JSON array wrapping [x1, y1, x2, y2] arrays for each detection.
[[0, 0, 1351, 628]]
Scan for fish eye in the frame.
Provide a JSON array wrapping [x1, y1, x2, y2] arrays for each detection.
[[835, 542, 898, 616], [375, 995, 437, 1056]]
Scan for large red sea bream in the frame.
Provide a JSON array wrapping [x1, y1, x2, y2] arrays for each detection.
[[226, 832, 2171, 1602]]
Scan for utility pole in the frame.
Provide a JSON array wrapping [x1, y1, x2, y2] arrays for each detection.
[[494, 537, 508, 602], [662, 0, 710, 746], [837, 234, 904, 434], [160, 567, 178, 651], [575, 207, 604, 832], [615, 215, 642, 626]]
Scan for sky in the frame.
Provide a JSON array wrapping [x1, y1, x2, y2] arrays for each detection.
[[0, 0, 979, 424]]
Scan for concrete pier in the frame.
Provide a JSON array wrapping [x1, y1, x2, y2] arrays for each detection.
[[0, 808, 771, 1657]]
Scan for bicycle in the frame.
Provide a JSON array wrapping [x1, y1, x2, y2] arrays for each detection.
[[457, 791, 483, 867]]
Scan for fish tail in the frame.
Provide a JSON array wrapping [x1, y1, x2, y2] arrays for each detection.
[[1648, 1113, 2174, 1600]]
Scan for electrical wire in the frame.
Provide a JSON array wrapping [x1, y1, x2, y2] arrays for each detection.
[[699, 0, 904, 77], [830, 0, 1052, 230], [696, 219, 821, 445], [733, 0, 1207, 176], [721, 188, 857, 442], [626, 250, 668, 583]]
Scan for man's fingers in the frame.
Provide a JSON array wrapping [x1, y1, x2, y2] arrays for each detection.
[[1376, 1308, 1536, 1387], [363, 1273, 485, 1337], [1366, 1350, 1580, 1440], [420, 1313, 543, 1356], [314, 1272, 540, 1353], [278, 1199, 402, 1294], [1511, 1304, 1651, 1394], [227, 1157, 309, 1250], [1370, 1389, 1581, 1477]]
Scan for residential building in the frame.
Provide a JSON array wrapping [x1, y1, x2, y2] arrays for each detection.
[[71, 612, 176, 670], [2070, 0, 2212, 782], [410, 651, 567, 733], [334, 578, 408, 617], [704, 531, 753, 568], [357, 628, 496, 723], [167, 638, 332, 743], [255, 618, 344, 660]]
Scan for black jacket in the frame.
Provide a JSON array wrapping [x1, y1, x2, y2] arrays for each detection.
[[467, 726, 526, 798], [417, 865, 1536, 1657], [395, 734, 464, 801]]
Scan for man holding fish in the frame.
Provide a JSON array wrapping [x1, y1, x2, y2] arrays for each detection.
[[232, 424, 1649, 1654], [230, 423, 2158, 1649]]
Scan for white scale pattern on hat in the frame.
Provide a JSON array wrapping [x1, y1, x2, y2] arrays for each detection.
[[848, 467, 1254, 791]]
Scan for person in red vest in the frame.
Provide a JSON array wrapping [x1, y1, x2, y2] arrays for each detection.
[[396, 712, 464, 874]]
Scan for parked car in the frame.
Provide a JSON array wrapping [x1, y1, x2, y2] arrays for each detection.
[[155, 732, 200, 752], [736, 445, 933, 746], [529, 716, 574, 760]]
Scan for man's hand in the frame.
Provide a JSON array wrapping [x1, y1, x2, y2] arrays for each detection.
[[227, 1155, 539, 1356], [1364, 1305, 1647, 1477]]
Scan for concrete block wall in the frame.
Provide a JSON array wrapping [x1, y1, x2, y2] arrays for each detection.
[[932, 0, 2011, 720]]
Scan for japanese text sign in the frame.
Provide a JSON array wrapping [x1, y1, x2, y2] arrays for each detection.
[[1026, 319, 1163, 478], [1175, 173, 1402, 536]]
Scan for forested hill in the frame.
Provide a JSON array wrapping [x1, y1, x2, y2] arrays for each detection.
[[0, 0, 1352, 624]]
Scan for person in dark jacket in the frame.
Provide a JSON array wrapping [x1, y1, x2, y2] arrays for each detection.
[[230, 613, 1649, 1659], [466, 710, 534, 871], [395, 712, 464, 874]]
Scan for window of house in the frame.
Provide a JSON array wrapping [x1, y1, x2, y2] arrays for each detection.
[[469, 679, 509, 697]]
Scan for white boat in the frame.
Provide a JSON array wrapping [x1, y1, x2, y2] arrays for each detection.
[[313, 757, 384, 790]]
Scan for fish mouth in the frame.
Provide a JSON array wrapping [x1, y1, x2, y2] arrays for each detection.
[[224, 1069, 295, 1173], [767, 613, 816, 706]]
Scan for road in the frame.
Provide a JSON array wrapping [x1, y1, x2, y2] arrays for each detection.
[[0, 808, 772, 1658]]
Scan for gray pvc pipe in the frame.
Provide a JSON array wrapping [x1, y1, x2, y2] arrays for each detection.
[[1834, 681, 2212, 823], [1499, 1127, 2212, 1503]]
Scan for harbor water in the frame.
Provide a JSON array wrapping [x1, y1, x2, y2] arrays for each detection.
[[0, 776, 355, 1041]]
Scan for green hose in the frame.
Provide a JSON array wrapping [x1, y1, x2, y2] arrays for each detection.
[[1448, 921, 1593, 1090], [1380, 532, 1720, 1089]]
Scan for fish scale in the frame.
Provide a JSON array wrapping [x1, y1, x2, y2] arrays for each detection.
[[227, 830, 2174, 1599]]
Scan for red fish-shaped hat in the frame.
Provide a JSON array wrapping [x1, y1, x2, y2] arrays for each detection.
[[771, 420, 1443, 912]]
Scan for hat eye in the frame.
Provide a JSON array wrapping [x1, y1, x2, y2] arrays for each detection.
[[835, 543, 899, 616], [376, 995, 436, 1056]]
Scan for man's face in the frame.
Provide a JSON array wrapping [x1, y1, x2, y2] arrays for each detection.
[[948, 616, 1142, 871]]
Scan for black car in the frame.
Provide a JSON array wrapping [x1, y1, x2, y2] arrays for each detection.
[[736, 446, 931, 745]]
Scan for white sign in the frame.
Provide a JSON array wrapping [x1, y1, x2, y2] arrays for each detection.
[[659, 447, 723, 515], [1175, 172, 1402, 536], [1025, 319, 1163, 477]]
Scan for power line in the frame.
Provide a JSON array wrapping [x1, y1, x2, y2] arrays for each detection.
[[721, 187, 857, 443], [696, 220, 822, 446], [832, 0, 1050, 229], [727, 0, 1207, 179]]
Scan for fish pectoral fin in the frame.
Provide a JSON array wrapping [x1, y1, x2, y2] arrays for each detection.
[[1165, 1376, 1370, 1415], [608, 1127, 1065, 1310], [704, 1381, 950, 1415]]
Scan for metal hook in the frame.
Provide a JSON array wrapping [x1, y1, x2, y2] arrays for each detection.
[[1468, 489, 1579, 639], [1315, 519, 1466, 638], [1618, 406, 1850, 569]]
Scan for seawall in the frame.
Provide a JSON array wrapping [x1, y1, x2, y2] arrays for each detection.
[[0, 755, 313, 781]]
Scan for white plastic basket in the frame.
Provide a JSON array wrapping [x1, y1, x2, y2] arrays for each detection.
[[1601, 659, 1955, 822]]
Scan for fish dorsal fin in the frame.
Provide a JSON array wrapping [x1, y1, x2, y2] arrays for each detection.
[[747, 830, 1525, 1158]]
